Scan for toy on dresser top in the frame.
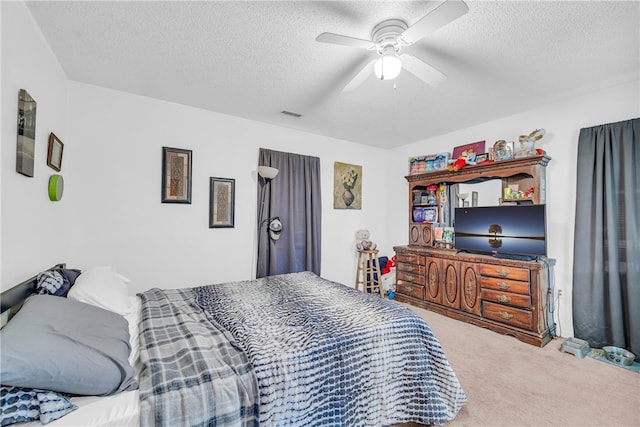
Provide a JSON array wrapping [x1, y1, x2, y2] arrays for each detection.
[[447, 149, 477, 172]]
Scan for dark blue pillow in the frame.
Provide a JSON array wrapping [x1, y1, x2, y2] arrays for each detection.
[[36, 269, 82, 297], [0, 386, 76, 426]]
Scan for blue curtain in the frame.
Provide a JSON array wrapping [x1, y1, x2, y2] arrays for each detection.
[[256, 148, 321, 278], [573, 118, 639, 359]]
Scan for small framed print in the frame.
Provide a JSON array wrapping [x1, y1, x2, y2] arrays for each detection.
[[209, 177, 235, 228], [475, 153, 489, 164], [47, 133, 64, 171], [161, 146, 192, 204]]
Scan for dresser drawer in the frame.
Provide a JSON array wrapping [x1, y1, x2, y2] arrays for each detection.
[[397, 253, 425, 265], [481, 277, 530, 295], [483, 301, 532, 329], [397, 281, 425, 300], [397, 271, 424, 286], [482, 289, 531, 309], [480, 265, 529, 281], [397, 262, 426, 276]]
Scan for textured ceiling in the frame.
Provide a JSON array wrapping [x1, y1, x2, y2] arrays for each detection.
[[25, 1, 640, 149]]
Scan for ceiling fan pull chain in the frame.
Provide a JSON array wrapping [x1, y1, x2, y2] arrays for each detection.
[[394, 79, 397, 90]]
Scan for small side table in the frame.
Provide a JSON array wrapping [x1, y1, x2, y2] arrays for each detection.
[[355, 249, 383, 298]]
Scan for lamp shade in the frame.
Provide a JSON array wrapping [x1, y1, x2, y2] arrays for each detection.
[[374, 55, 402, 80], [258, 166, 279, 180]]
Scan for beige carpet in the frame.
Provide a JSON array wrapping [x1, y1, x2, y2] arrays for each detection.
[[397, 302, 640, 427]]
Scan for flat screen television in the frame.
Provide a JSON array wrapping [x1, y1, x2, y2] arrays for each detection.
[[454, 204, 547, 259]]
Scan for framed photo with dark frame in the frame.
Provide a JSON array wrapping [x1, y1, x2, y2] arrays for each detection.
[[16, 88, 36, 177], [47, 133, 64, 171], [161, 146, 192, 204], [209, 177, 235, 228]]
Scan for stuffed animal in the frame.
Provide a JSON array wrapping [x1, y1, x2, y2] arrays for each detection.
[[448, 150, 477, 172], [355, 229, 377, 250], [357, 239, 377, 251], [355, 229, 369, 242], [517, 128, 545, 157]]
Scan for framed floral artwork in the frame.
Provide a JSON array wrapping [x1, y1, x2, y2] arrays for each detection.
[[333, 162, 362, 209]]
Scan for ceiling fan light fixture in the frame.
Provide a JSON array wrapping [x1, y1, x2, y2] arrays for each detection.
[[374, 53, 402, 81]]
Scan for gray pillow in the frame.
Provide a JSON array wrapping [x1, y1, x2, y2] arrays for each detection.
[[0, 295, 137, 396]]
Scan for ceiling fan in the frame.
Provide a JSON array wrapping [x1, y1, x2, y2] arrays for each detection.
[[316, 0, 469, 92]]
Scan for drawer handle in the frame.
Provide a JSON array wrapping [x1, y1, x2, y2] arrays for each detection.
[[497, 282, 510, 290], [499, 311, 514, 320], [497, 295, 511, 303], [496, 269, 510, 277]]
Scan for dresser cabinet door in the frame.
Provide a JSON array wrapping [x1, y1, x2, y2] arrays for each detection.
[[460, 262, 481, 315], [442, 260, 460, 309], [425, 257, 442, 304]]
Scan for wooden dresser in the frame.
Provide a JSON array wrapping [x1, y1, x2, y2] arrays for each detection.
[[394, 246, 551, 346]]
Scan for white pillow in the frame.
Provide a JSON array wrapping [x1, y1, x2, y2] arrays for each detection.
[[67, 267, 135, 316]]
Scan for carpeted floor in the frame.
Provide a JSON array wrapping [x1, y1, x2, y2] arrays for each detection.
[[397, 302, 640, 427]]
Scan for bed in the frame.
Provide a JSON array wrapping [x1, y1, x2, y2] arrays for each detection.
[[0, 265, 466, 426]]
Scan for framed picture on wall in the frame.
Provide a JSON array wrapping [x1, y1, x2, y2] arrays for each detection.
[[16, 88, 37, 177], [161, 146, 192, 204], [209, 177, 235, 228], [47, 133, 64, 171], [333, 162, 362, 210]]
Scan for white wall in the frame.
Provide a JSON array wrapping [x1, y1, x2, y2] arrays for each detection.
[[1, 1, 392, 293], [1, 1, 71, 286], [388, 79, 640, 337], [62, 83, 391, 293]]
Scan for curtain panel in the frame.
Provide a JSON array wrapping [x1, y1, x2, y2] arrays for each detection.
[[572, 118, 639, 358], [256, 148, 321, 278]]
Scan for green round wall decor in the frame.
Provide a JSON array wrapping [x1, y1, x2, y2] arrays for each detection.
[[48, 174, 64, 201]]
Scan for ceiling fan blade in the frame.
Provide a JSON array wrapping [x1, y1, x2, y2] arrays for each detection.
[[343, 60, 376, 92], [401, 54, 447, 87], [400, 0, 469, 45], [316, 32, 376, 50]]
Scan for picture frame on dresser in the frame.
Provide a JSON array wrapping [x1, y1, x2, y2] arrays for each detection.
[[161, 146, 192, 204], [452, 140, 485, 159]]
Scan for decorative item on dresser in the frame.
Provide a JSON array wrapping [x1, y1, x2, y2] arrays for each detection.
[[398, 153, 553, 347]]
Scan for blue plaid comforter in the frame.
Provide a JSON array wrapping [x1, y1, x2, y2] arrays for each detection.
[[138, 272, 466, 426], [137, 288, 259, 427]]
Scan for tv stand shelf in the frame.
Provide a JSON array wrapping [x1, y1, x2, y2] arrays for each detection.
[[393, 246, 552, 347]]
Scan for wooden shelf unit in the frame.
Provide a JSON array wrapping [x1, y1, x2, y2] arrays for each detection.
[[398, 154, 552, 346]]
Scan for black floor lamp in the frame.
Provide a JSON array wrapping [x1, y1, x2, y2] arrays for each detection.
[[257, 165, 281, 276]]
